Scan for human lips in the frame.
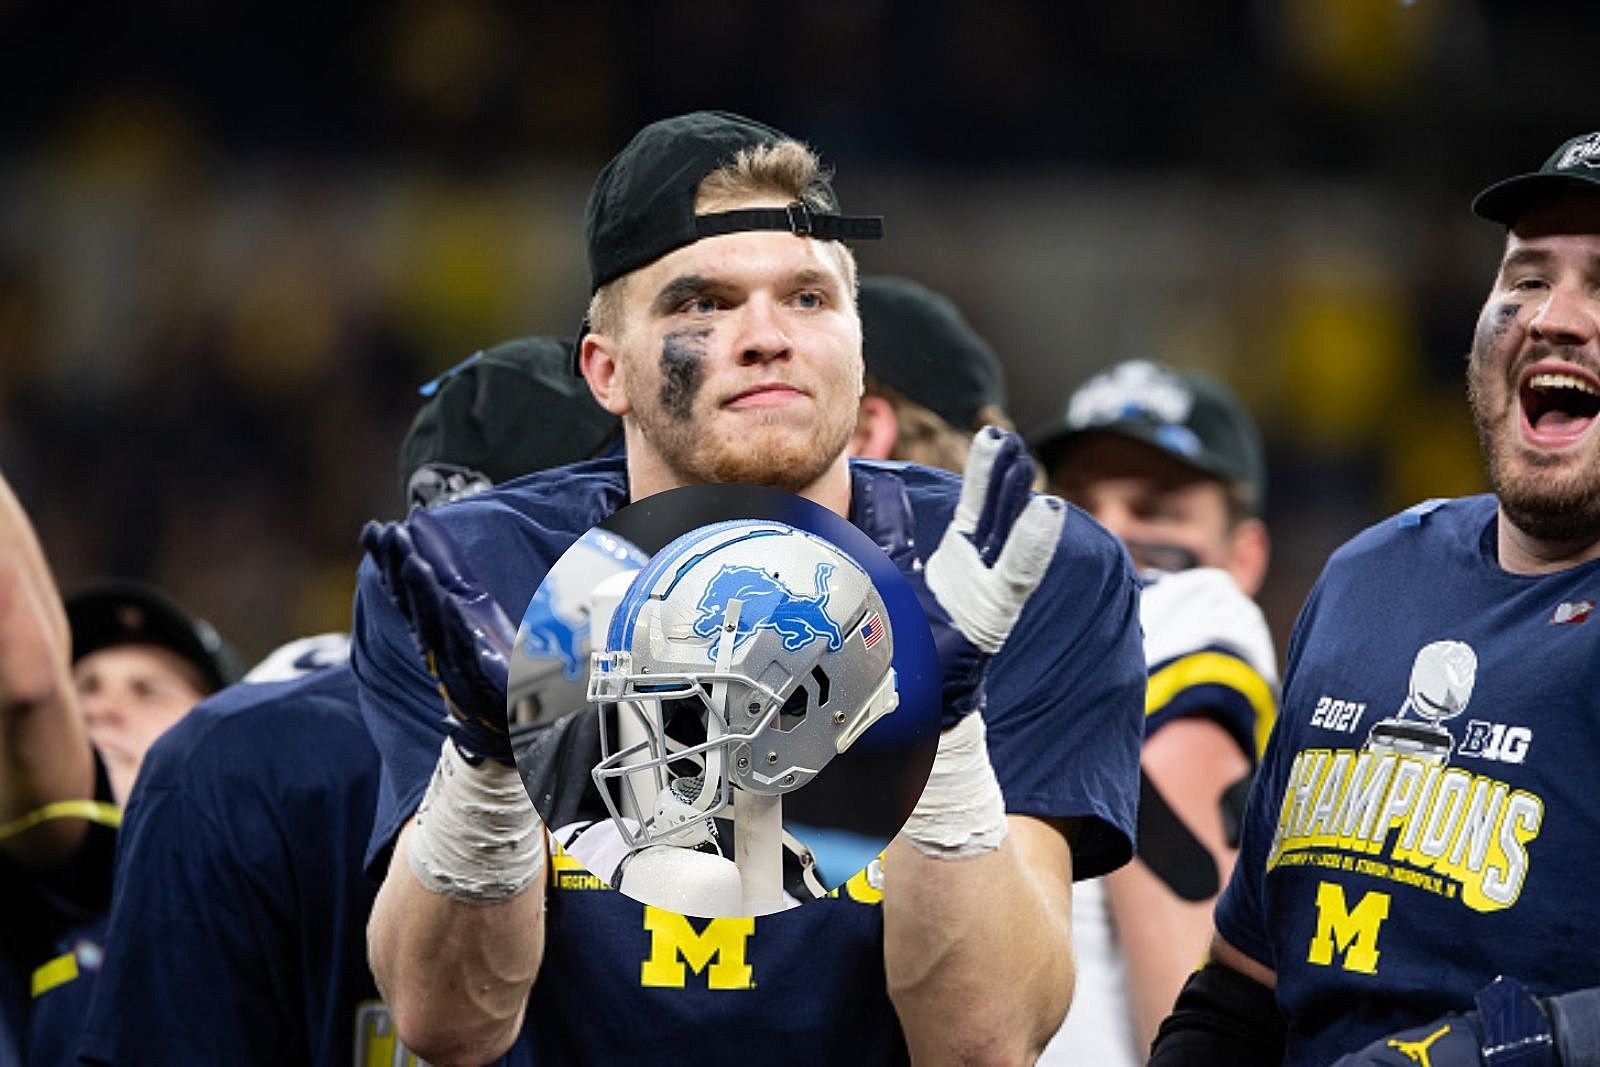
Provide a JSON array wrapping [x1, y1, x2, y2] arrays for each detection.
[[1518, 360, 1600, 449], [722, 382, 810, 409]]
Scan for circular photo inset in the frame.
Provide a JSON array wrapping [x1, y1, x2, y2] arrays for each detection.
[[508, 483, 938, 918]]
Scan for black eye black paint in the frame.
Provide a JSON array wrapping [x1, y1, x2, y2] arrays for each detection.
[[660, 328, 711, 421], [1472, 301, 1521, 360]]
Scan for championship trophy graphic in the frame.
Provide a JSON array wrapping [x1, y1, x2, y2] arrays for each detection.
[[1365, 640, 1476, 765]]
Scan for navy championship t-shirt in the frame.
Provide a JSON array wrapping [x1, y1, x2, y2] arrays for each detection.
[[352, 454, 1146, 1064], [1216, 495, 1600, 1065]]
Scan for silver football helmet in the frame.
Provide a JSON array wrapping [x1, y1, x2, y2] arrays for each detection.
[[509, 528, 648, 728], [588, 519, 899, 851]]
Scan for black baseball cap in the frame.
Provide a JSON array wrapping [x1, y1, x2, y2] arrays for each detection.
[[1028, 360, 1266, 513], [858, 275, 1007, 430], [1473, 130, 1600, 227], [575, 111, 884, 372], [401, 335, 621, 509], [66, 581, 246, 694], [584, 110, 883, 294]]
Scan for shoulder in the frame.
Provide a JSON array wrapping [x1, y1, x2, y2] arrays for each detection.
[[857, 457, 1132, 578], [437, 456, 628, 538], [140, 662, 366, 793], [1328, 494, 1495, 572], [1142, 568, 1277, 684], [366, 457, 630, 588]]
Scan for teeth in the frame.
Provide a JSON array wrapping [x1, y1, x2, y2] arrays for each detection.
[[1528, 373, 1599, 396]]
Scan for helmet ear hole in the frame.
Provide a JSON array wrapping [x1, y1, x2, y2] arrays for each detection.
[[775, 684, 812, 733], [810, 665, 831, 707]]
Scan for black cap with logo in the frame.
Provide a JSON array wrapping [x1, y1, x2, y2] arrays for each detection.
[[858, 275, 1007, 430], [402, 336, 621, 509], [1028, 360, 1266, 513], [66, 581, 247, 694], [1472, 130, 1600, 227]]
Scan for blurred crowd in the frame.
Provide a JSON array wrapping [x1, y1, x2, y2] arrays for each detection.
[[1, 0, 1593, 663]]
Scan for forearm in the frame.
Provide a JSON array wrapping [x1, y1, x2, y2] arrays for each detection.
[[1106, 860, 1221, 1050], [1111, 720, 1250, 1048], [884, 816, 1075, 1065], [0, 470, 92, 863], [370, 817, 546, 1066]]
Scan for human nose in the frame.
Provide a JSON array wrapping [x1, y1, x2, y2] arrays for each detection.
[[733, 295, 791, 366], [78, 686, 123, 730], [1528, 279, 1599, 347]]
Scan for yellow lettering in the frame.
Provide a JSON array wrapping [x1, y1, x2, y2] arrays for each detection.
[[354, 1000, 424, 1067], [640, 907, 755, 990], [1308, 882, 1389, 974]]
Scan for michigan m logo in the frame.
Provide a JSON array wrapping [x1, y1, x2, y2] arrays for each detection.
[[1307, 882, 1390, 974], [640, 908, 755, 990]]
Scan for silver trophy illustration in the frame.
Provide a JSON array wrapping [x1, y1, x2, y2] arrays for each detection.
[[1365, 640, 1476, 765]]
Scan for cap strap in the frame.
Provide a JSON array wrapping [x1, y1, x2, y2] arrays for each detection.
[[694, 201, 884, 242]]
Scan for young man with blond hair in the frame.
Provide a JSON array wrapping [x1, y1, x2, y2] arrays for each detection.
[[356, 111, 1147, 1065]]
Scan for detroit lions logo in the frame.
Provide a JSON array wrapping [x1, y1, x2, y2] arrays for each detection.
[[520, 583, 586, 680], [691, 562, 844, 656]]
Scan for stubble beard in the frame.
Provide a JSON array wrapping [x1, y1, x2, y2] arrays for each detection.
[[631, 352, 857, 494], [1468, 345, 1600, 545], [657, 405, 855, 493]]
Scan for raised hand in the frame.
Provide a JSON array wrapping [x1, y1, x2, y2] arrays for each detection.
[[361, 508, 515, 764], [854, 427, 1065, 728]]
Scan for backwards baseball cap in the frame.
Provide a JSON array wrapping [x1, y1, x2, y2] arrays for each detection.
[[1027, 360, 1267, 513], [1472, 130, 1600, 227], [402, 335, 621, 509], [858, 275, 1007, 430], [584, 110, 883, 295], [66, 580, 246, 694]]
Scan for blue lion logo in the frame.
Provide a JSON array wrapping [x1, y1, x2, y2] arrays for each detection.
[[691, 561, 844, 657], [520, 582, 586, 680]]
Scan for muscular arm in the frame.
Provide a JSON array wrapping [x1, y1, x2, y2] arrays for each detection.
[[1107, 717, 1253, 1049], [0, 471, 93, 866], [884, 814, 1076, 1065], [368, 815, 547, 1066]]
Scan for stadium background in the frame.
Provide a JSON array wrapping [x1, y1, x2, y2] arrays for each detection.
[[0, 0, 1591, 664]]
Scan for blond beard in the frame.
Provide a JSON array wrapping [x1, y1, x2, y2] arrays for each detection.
[[636, 405, 855, 494]]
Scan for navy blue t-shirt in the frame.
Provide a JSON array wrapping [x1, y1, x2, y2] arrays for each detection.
[[78, 656, 414, 1066], [1216, 495, 1600, 1065], [353, 454, 1145, 1062]]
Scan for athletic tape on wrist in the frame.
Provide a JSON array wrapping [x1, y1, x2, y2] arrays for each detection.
[[408, 739, 545, 903], [900, 712, 1009, 858]]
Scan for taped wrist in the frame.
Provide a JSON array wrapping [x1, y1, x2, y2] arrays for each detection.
[[899, 712, 1008, 858], [1149, 961, 1286, 1067], [407, 738, 545, 903], [1549, 987, 1600, 1067]]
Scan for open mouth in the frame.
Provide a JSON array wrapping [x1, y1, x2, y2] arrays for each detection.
[[1520, 369, 1600, 446]]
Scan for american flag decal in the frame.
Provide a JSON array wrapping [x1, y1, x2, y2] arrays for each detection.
[[859, 612, 884, 650], [1551, 600, 1594, 625]]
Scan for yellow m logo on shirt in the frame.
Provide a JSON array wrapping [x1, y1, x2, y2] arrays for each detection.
[[1307, 882, 1389, 974], [640, 908, 755, 990]]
